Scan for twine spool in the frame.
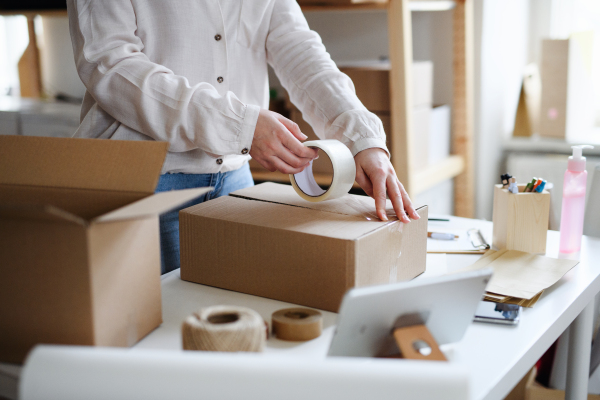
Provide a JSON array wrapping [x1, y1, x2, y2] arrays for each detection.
[[272, 308, 323, 341], [182, 306, 265, 352]]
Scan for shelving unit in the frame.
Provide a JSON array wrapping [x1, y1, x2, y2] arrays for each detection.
[[253, 0, 474, 218], [3, 4, 474, 217]]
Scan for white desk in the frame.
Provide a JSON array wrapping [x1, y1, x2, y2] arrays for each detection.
[[2, 216, 600, 400], [134, 216, 600, 400]]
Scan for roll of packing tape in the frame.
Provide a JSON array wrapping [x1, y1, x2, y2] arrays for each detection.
[[182, 306, 265, 352], [290, 140, 356, 202], [272, 308, 323, 341]]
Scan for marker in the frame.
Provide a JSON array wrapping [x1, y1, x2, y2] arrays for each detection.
[[525, 178, 537, 192], [531, 178, 543, 192], [535, 180, 547, 193], [428, 232, 459, 240]]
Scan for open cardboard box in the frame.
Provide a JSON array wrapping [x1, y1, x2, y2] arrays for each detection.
[[0, 136, 210, 363], [180, 182, 428, 312]]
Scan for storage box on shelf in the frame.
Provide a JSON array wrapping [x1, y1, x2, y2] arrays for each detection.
[[539, 34, 595, 141]]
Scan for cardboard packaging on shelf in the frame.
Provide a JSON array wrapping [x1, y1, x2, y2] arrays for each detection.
[[0, 136, 211, 363], [429, 104, 451, 165], [412, 105, 430, 171], [539, 35, 594, 141], [297, 0, 387, 5], [180, 182, 428, 312], [339, 60, 433, 111]]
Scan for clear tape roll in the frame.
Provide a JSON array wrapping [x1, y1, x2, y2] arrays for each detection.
[[290, 140, 356, 202], [182, 306, 265, 352]]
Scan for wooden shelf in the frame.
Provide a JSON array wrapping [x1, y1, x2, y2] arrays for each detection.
[[0, 10, 68, 17], [411, 155, 465, 195], [301, 2, 388, 12], [251, 170, 361, 189], [300, 0, 455, 12]]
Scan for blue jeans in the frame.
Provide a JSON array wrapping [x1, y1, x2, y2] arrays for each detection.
[[155, 163, 254, 274]]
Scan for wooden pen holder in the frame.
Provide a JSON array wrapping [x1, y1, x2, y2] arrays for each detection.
[[492, 184, 550, 255]]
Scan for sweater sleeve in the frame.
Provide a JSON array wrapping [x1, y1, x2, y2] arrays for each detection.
[[67, 0, 259, 155], [265, 0, 389, 157]]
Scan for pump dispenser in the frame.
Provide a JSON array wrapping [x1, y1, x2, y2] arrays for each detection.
[[559, 145, 594, 253]]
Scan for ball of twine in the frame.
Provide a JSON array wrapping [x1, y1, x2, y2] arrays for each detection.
[[182, 305, 265, 352]]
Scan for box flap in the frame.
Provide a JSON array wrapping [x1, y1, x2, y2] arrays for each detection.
[[0, 203, 87, 225], [0, 136, 168, 194], [231, 182, 405, 221], [182, 195, 387, 240], [94, 187, 213, 223]]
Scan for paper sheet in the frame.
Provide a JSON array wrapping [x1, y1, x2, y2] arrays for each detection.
[[19, 346, 469, 400], [457, 250, 579, 300]]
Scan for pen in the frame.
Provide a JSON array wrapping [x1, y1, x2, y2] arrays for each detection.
[[525, 178, 536, 192], [428, 218, 450, 222], [428, 232, 459, 240], [535, 180, 547, 193], [531, 178, 543, 192]]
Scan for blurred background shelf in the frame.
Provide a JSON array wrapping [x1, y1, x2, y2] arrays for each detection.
[[300, 0, 455, 12], [412, 155, 464, 195]]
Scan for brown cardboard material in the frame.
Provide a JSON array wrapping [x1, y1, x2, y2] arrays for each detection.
[[429, 104, 451, 165], [0, 136, 212, 363], [297, 0, 387, 5], [339, 61, 433, 111], [180, 182, 428, 312], [513, 64, 541, 137], [539, 35, 595, 140], [524, 368, 600, 400], [412, 105, 430, 171]]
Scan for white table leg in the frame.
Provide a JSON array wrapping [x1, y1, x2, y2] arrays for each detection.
[[566, 301, 594, 400]]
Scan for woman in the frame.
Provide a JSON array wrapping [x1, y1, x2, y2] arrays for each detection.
[[67, 0, 419, 274]]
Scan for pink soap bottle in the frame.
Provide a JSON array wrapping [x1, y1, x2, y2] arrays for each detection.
[[559, 145, 594, 253]]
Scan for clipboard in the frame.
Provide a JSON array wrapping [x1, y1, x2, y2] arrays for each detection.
[[427, 229, 491, 254]]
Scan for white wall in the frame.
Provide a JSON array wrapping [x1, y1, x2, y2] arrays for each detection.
[[474, 0, 529, 219], [39, 16, 86, 99]]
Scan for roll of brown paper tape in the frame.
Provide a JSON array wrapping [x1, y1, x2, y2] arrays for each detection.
[[182, 306, 265, 352], [272, 308, 323, 341]]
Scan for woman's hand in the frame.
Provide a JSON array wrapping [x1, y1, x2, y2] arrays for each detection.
[[250, 109, 318, 174], [354, 148, 420, 223]]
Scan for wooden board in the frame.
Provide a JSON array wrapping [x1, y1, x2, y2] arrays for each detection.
[[387, 0, 413, 195], [452, 0, 475, 218]]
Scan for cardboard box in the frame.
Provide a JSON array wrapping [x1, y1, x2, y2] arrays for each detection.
[[492, 184, 550, 255], [429, 104, 451, 165], [297, 0, 387, 5], [539, 35, 595, 141], [0, 136, 210, 363], [412, 105, 430, 171], [339, 60, 433, 112], [513, 64, 541, 137], [180, 182, 428, 312], [525, 368, 600, 400]]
